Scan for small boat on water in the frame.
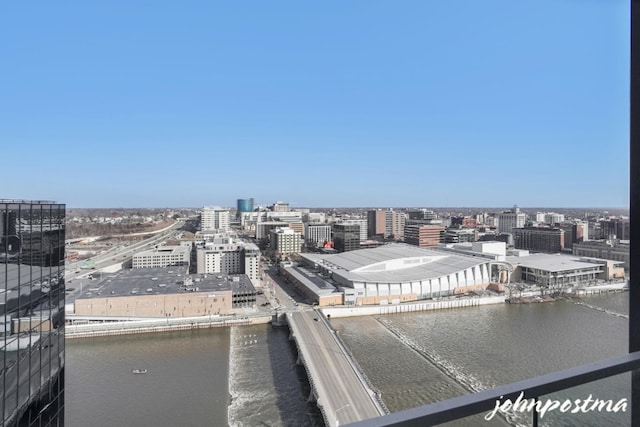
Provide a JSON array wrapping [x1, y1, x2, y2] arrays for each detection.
[[131, 369, 148, 374]]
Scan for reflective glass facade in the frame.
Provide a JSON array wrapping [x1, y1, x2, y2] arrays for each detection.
[[236, 198, 254, 213], [1, 201, 65, 427]]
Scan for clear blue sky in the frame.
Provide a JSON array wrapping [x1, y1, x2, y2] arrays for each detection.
[[0, 1, 630, 208]]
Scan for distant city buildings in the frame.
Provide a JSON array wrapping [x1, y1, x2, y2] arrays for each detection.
[[600, 217, 630, 240], [304, 212, 326, 224], [450, 216, 477, 228], [271, 201, 290, 212], [535, 212, 565, 225], [559, 222, 588, 249]]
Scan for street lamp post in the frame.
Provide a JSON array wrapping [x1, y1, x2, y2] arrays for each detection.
[[335, 403, 350, 427]]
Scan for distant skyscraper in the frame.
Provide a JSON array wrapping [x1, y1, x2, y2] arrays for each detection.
[[1, 200, 65, 426], [236, 198, 254, 217]]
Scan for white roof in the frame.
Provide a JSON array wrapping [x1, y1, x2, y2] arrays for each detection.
[[301, 243, 489, 284], [504, 253, 606, 272]]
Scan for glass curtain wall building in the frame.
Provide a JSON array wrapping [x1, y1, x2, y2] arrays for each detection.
[[1, 201, 65, 427]]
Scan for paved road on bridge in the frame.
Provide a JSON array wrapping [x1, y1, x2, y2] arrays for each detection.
[[288, 310, 383, 427]]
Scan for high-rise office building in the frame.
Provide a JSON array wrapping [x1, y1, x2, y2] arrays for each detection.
[[336, 219, 367, 242], [304, 224, 332, 248], [1, 200, 65, 426], [236, 198, 254, 213], [236, 198, 254, 219], [498, 207, 527, 235], [367, 209, 404, 240], [599, 218, 630, 240], [513, 227, 565, 253], [404, 224, 445, 248], [367, 210, 386, 238], [269, 227, 302, 257], [333, 223, 360, 252], [202, 206, 230, 231]]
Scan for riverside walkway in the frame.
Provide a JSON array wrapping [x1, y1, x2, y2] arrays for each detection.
[[287, 310, 386, 427]]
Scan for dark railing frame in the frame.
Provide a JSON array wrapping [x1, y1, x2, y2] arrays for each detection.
[[346, 352, 640, 427], [348, 1, 640, 425], [630, 0, 640, 425]]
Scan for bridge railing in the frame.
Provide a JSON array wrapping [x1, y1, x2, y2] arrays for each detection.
[[316, 309, 389, 415]]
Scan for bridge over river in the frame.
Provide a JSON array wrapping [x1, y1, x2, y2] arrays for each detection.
[[287, 310, 387, 426]]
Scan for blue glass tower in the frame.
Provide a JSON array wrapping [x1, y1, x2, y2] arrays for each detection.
[[237, 198, 254, 214]]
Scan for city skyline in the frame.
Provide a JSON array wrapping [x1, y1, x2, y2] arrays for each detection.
[[1, 1, 630, 208]]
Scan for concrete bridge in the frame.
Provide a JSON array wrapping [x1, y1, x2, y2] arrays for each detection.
[[287, 310, 387, 426]]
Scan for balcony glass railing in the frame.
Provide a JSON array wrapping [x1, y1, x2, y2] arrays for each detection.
[[347, 1, 640, 425]]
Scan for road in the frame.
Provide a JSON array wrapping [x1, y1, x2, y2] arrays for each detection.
[[65, 221, 184, 281], [288, 310, 383, 427]]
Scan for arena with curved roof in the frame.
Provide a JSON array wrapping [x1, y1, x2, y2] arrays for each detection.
[[297, 243, 492, 305]]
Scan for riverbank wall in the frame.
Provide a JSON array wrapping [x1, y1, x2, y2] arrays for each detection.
[[320, 296, 506, 318], [65, 315, 272, 339]]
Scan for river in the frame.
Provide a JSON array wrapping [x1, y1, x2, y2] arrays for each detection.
[[65, 292, 630, 426]]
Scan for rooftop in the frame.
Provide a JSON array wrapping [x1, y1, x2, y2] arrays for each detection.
[[71, 266, 254, 301], [301, 243, 489, 284], [504, 253, 611, 272], [282, 265, 338, 296], [133, 245, 190, 257]]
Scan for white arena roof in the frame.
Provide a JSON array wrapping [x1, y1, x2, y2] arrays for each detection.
[[301, 243, 490, 284]]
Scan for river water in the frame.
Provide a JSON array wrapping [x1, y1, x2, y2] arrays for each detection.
[[65, 293, 630, 427]]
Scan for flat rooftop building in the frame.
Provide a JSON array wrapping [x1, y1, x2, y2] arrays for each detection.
[[71, 266, 256, 318]]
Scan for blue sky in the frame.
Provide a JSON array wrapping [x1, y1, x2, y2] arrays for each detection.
[[0, 1, 630, 208]]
